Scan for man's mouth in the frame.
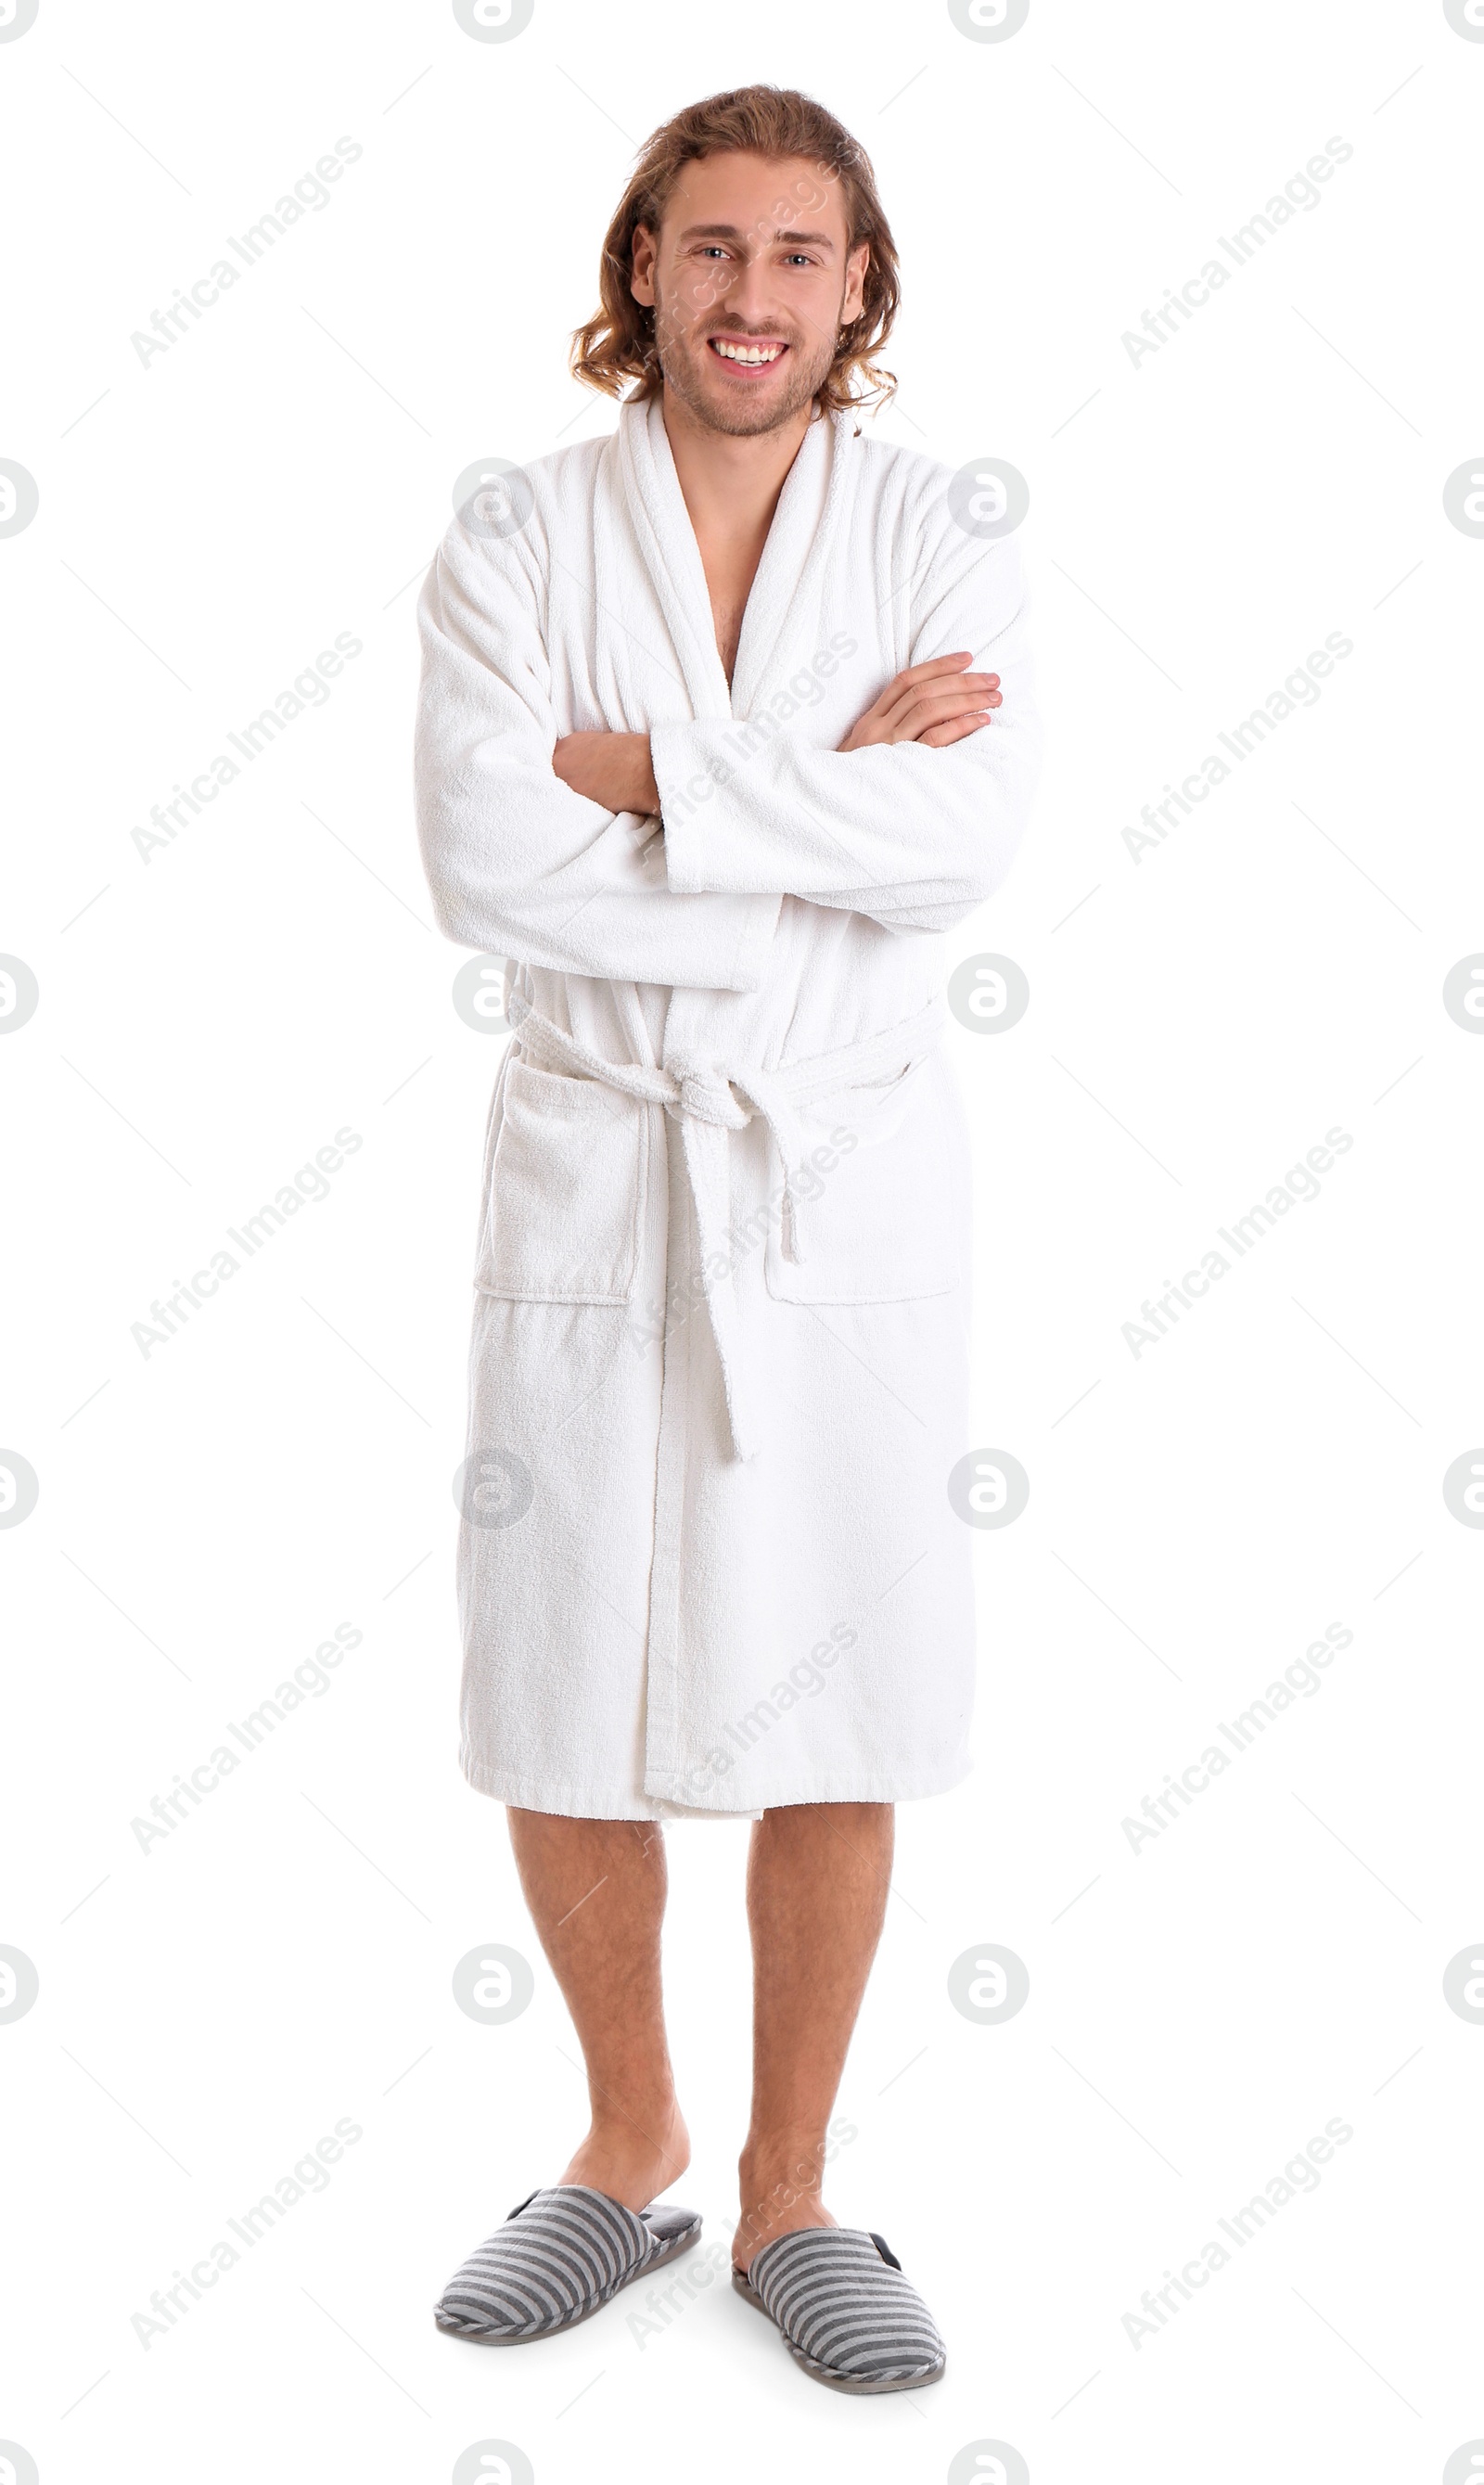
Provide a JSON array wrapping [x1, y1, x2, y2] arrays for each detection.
[[706, 334, 789, 371]]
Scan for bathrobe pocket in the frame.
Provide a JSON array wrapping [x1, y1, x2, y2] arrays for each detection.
[[764, 1056, 957, 1305], [478, 1058, 647, 1304]]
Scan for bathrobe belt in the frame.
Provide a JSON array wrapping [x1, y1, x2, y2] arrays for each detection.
[[504, 987, 948, 1462]]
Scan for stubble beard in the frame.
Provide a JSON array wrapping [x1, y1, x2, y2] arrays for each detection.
[[653, 314, 839, 438]]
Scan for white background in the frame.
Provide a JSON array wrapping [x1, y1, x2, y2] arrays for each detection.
[[4, 1, 1483, 2479]]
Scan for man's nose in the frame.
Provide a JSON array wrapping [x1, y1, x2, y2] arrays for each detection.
[[713, 255, 782, 327]]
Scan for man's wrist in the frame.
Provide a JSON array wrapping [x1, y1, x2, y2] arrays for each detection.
[[630, 732, 659, 817], [552, 728, 659, 817]]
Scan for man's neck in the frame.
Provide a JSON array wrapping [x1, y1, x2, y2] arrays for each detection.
[[658, 383, 815, 553]]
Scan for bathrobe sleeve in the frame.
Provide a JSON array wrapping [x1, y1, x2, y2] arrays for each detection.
[[415, 519, 781, 989], [650, 508, 1041, 936]]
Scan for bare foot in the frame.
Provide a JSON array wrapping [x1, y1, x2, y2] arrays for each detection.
[[559, 2101, 691, 2213], [732, 2143, 838, 2275]]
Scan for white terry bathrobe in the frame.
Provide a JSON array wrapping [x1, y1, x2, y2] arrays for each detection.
[[415, 392, 1039, 1820]]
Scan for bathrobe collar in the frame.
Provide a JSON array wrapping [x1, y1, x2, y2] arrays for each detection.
[[616, 391, 853, 722]]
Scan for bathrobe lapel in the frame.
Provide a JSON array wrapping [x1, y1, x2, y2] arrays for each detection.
[[609, 396, 730, 724], [613, 393, 851, 724], [728, 406, 849, 719]]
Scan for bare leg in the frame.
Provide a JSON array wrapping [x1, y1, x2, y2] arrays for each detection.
[[505, 1807, 690, 2210], [732, 1800, 894, 2274]]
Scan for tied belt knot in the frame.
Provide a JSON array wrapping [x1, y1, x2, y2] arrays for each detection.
[[504, 986, 945, 1462], [667, 1065, 752, 1134]]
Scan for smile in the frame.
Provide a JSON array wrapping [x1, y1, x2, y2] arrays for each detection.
[[707, 336, 788, 369]]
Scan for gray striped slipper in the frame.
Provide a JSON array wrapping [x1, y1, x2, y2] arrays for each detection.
[[734, 2225, 946, 2392], [435, 2184, 701, 2341]]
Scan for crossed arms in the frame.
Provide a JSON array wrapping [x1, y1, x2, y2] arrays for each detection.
[[552, 653, 1004, 815], [414, 519, 1040, 993]]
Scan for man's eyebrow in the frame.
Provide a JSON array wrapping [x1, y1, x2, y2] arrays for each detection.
[[674, 222, 838, 250]]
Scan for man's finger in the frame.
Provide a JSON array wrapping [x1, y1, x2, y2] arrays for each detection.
[[918, 713, 991, 749], [879, 659, 1000, 703], [875, 671, 999, 733], [896, 686, 999, 737], [878, 650, 981, 690]]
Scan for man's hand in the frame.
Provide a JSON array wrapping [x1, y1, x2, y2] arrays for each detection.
[[553, 730, 659, 816], [838, 651, 1001, 753]]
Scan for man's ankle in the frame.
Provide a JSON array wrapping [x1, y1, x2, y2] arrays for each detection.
[[736, 2133, 830, 2252], [738, 2129, 829, 2196], [563, 2103, 691, 2207]]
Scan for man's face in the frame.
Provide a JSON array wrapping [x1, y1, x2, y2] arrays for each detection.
[[631, 150, 869, 438]]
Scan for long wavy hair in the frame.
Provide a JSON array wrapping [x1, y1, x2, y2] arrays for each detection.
[[569, 84, 900, 416]]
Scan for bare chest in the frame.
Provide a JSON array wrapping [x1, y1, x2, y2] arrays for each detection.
[[698, 540, 766, 692]]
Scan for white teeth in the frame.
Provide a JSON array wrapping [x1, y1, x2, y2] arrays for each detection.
[[711, 339, 784, 365]]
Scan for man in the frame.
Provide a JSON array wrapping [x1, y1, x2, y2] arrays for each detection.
[[415, 83, 1038, 2392]]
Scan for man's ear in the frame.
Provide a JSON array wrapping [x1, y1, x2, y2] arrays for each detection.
[[630, 221, 657, 308], [842, 240, 869, 326]]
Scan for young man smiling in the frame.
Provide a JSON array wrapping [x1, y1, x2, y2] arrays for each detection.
[[416, 84, 1039, 2392]]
